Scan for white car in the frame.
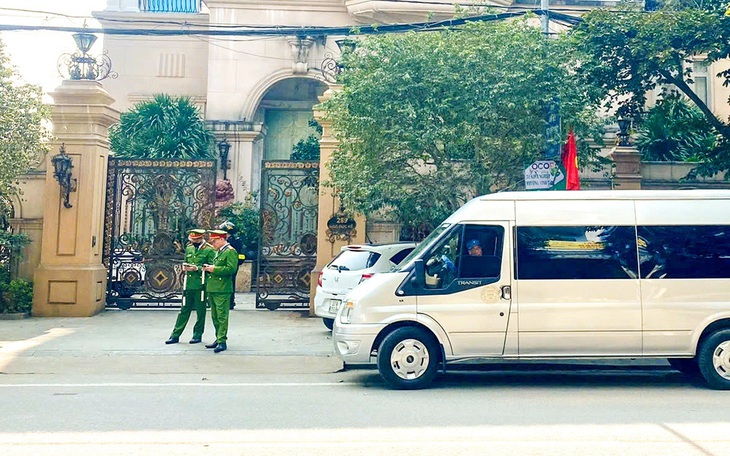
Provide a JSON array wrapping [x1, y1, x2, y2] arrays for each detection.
[[314, 242, 416, 329]]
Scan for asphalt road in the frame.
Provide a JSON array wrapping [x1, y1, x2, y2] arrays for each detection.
[[2, 366, 729, 456]]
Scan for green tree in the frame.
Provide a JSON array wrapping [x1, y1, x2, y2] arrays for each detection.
[[637, 91, 717, 162], [290, 119, 322, 161], [109, 94, 215, 159], [0, 39, 51, 218], [216, 191, 260, 260], [572, 2, 730, 176], [322, 18, 606, 238]]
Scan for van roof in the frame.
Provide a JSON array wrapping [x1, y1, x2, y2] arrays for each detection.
[[476, 189, 730, 201]]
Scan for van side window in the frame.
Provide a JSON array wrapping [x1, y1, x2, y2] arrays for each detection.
[[638, 225, 730, 279], [459, 226, 504, 279], [516, 226, 638, 280], [423, 225, 504, 289]]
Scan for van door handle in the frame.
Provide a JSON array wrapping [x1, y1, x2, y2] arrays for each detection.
[[501, 285, 511, 300]]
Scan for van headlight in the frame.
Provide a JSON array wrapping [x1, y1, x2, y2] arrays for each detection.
[[339, 301, 355, 324]]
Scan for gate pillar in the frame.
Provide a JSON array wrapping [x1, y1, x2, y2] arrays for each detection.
[[311, 86, 366, 314], [33, 80, 120, 317]]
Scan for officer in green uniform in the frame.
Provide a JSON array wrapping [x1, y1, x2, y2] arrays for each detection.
[[165, 229, 215, 345], [202, 229, 239, 353]]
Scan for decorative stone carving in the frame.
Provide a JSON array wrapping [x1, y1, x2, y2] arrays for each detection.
[[288, 37, 314, 74]]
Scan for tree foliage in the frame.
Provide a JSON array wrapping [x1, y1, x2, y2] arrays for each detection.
[[290, 119, 322, 161], [109, 94, 215, 159], [322, 18, 606, 238], [0, 39, 51, 218], [572, 2, 730, 176], [216, 191, 260, 260], [636, 91, 717, 161]]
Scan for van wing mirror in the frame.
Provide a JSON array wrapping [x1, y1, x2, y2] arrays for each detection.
[[411, 259, 425, 288]]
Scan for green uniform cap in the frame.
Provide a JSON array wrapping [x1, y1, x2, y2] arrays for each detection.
[[188, 228, 207, 235]]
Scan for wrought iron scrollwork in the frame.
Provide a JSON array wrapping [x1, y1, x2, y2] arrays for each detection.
[[103, 158, 216, 307], [256, 161, 319, 309]]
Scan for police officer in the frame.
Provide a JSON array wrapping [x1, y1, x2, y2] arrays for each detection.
[[202, 229, 238, 353], [165, 228, 215, 345], [218, 221, 246, 309]]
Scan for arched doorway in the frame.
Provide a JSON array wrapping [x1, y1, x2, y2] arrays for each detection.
[[255, 77, 328, 310]]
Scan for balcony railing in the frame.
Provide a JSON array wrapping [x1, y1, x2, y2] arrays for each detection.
[[139, 0, 200, 13]]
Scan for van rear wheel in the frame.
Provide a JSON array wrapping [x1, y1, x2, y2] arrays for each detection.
[[377, 327, 439, 390], [697, 329, 730, 390], [323, 318, 334, 330]]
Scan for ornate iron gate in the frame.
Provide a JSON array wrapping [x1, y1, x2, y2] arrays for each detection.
[[103, 158, 216, 308], [256, 161, 319, 310]]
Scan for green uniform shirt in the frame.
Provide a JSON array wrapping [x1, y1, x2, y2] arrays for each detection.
[[184, 241, 215, 290], [205, 243, 238, 293]]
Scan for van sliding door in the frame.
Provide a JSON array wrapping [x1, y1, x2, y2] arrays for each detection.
[[515, 224, 641, 356]]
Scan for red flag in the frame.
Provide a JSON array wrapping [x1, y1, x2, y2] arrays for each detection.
[[561, 129, 580, 190]]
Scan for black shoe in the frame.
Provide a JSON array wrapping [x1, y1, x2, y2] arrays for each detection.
[[213, 343, 227, 353], [229, 305, 235, 310], [189, 338, 202, 344], [165, 337, 179, 345], [205, 341, 218, 349]]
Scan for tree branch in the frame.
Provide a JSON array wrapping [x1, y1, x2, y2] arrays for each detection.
[[660, 68, 730, 138]]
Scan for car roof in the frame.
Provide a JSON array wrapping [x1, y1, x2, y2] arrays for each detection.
[[340, 242, 417, 252]]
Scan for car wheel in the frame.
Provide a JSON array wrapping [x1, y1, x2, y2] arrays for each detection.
[[264, 301, 280, 311], [323, 318, 334, 330], [377, 327, 440, 390], [667, 358, 700, 376], [697, 329, 730, 390]]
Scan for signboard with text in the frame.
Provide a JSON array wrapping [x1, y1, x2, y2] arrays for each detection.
[[524, 160, 565, 191]]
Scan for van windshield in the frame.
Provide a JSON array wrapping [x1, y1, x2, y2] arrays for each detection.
[[394, 223, 451, 272]]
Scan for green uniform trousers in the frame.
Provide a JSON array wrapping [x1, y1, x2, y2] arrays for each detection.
[[171, 289, 206, 339], [208, 292, 231, 343]]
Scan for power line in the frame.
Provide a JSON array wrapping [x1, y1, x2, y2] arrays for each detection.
[[0, 11, 572, 38]]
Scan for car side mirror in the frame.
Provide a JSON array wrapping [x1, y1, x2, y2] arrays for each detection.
[[411, 259, 425, 288]]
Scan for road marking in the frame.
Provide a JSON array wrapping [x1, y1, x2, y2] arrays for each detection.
[[0, 382, 355, 388]]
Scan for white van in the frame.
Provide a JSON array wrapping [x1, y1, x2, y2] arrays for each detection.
[[332, 190, 730, 390]]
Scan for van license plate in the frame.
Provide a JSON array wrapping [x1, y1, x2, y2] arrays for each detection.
[[328, 299, 342, 313]]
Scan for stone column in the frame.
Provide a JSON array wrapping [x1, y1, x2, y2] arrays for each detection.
[[33, 80, 120, 317], [310, 86, 366, 314], [611, 145, 642, 190]]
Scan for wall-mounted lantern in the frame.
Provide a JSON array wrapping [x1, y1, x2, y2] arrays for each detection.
[[217, 137, 231, 180], [51, 144, 77, 208], [321, 38, 357, 83]]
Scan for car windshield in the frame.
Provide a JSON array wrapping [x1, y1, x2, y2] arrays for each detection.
[[394, 223, 451, 272]]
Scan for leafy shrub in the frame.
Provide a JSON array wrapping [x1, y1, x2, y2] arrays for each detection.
[[0, 278, 33, 314], [636, 92, 717, 162], [216, 191, 260, 260]]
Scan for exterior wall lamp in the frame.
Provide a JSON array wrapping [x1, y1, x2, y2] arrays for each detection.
[[321, 38, 357, 83], [217, 137, 231, 180], [617, 116, 632, 146], [51, 144, 77, 209]]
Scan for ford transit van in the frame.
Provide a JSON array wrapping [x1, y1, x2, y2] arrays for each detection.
[[332, 190, 730, 389]]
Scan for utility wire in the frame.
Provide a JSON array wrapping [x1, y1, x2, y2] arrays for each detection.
[[0, 11, 555, 37]]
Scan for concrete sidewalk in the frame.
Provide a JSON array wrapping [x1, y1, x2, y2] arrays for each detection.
[[0, 293, 343, 377], [1, 292, 674, 378]]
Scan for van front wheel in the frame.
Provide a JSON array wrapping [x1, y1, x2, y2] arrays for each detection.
[[377, 327, 439, 390], [698, 329, 730, 390]]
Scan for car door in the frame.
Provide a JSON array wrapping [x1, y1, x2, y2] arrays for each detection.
[[416, 223, 513, 356]]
